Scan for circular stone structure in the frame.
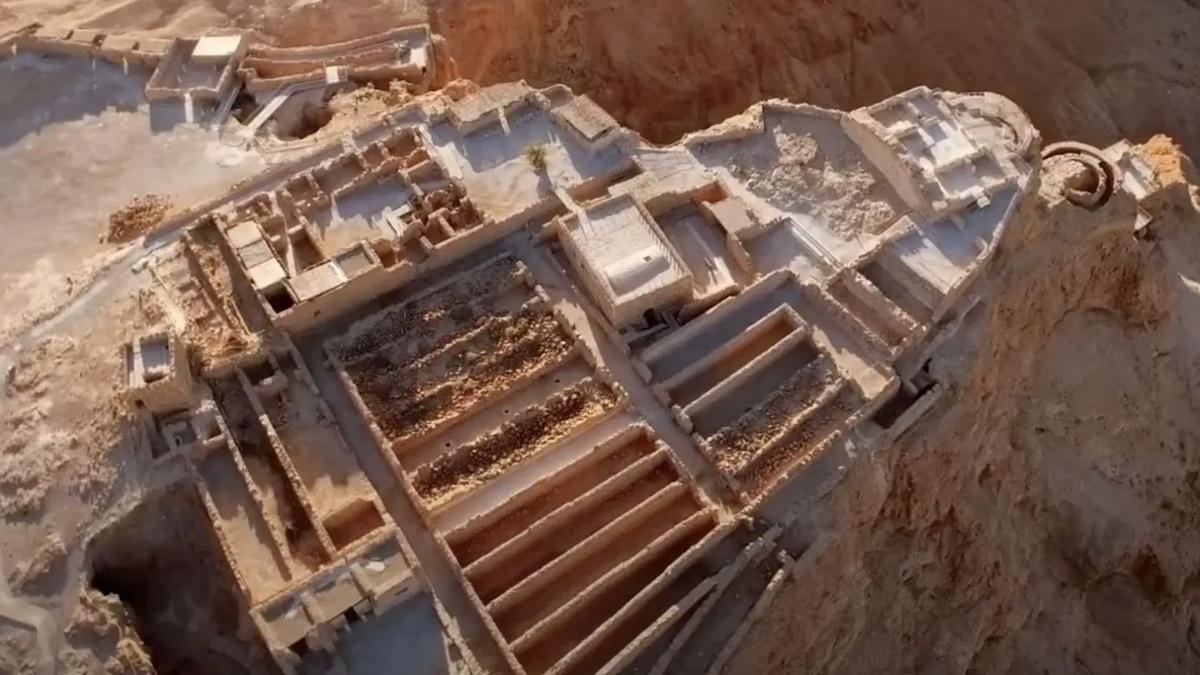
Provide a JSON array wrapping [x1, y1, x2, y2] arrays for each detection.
[[947, 91, 1038, 160], [1041, 141, 1122, 209]]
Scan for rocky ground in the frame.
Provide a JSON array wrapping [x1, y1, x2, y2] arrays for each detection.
[[433, 0, 1200, 156], [726, 137, 1200, 675]]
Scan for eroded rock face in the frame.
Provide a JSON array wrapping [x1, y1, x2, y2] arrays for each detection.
[[722, 140, 1200, 674], [434, 0, 1200, 155]]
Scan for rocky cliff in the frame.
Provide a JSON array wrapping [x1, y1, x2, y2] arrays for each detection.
[[434, 0, 1200, 157], [720, 138, 1200, 674], [8, 0, 1198, 154]]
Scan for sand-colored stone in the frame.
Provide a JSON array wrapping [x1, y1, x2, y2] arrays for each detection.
[[3, 12, 1200, 675]]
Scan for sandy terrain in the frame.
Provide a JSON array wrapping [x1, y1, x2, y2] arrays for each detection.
[[0, 0, 429, 46], [0, 53, 264, 347]]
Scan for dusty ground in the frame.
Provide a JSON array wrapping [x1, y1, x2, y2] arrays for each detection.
[[0, 0, 429, 46], [1, 267, 276, 674], [0, 52, 263, 347]]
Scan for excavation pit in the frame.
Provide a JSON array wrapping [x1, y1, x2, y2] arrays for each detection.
[[86, 485, 272, 675], [211, 374, 329, 575], [663, 306, 803, 409], [688, 337, 821, 438], [436, 423, 723, 675]]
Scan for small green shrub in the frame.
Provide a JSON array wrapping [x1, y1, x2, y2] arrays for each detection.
[[524, 143, 548, 171]]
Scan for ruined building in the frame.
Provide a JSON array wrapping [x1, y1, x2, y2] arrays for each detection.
[[0, 19, 1166, 675]]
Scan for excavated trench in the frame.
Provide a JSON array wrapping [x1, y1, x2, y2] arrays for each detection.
[[432, 0, 1200, 155]]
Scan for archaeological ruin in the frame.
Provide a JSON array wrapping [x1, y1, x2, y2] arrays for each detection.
[[0, 14, 1181, 675]]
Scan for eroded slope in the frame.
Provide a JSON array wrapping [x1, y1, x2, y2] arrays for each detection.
[[434, 0, 1200, 156], [723, 139, 1200, 674]]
